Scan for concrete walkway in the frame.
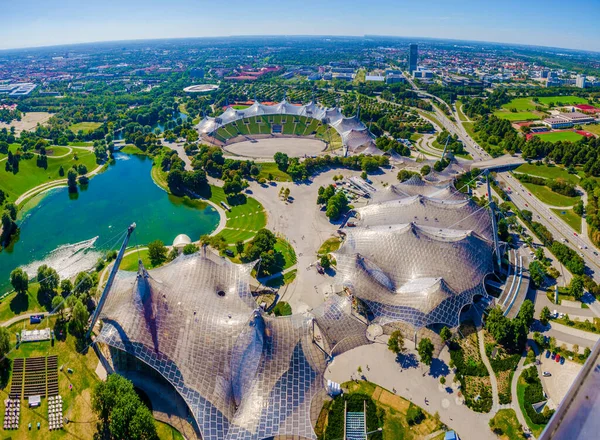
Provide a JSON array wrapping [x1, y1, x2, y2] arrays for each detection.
[[510, 361, 537, 438], [478, 329, 500, 412], [549, 321, 600, 342]]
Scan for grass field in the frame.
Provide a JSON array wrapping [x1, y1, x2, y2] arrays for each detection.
[[455, 100, 468, 122], [265, 269, 297, 288], [584, 124, 600, 136], [551, 208, 582, 233], [274, 238, 297, 270], [67, 142, 93, 147], [119, 144, 147, 155], [209, 186, 267, 245], [493, 111, 540, 121], [317, 237, 342, 255], [521, 181, 580, 207], [536, 95, 588, 106], [257, 162, 292, 182], [0, 147, 98, 202], [156, 421, 185, 440], [514, 164, 579, 185], [69, 122, 102, 133], [489, 409, 525, 440], [118, 248, 164, 271], [533, 131, 584, 143], [0, 284, 43, 323], [1, 317, 102, 440], [501, 98, 538, 112], [516, 376, 546, 437]]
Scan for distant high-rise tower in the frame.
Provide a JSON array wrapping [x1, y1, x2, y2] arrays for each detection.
[[409, 43, 418, 73]]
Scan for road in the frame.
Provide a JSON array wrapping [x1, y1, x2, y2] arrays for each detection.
[[402, 72, 600, 283]]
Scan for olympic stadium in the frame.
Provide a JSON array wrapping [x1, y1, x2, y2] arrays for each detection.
[[195, 100, 382, 156]]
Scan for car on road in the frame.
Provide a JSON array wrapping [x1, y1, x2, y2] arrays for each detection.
[[560, 357, 565, 365], [543, 371, 551, 377], [545, 350, 551, 358], [574, 233, 578, 236]]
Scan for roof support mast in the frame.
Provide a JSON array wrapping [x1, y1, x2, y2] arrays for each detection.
[[86, 223, 136, 339], [485, 171, 502, 268]]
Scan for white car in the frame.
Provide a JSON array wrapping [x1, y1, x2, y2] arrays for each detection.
[[543, 371, 551, 377]]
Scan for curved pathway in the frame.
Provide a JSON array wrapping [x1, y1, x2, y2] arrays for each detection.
[[510, 361, 537, 438], [477, 329, 500, 412], [15, 163, 105, 205]]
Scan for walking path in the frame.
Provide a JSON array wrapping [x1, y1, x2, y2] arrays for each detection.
[[478, 329, 500, 412], [510, 360, 537, 438]]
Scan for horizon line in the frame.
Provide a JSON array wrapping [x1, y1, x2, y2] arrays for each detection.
[[0, 33, 598, 55]]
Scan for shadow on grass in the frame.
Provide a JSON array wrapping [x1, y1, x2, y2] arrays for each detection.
[[9, 291, 29, 315], [53, 318, 68, 342], [0, 359, 11, 390]]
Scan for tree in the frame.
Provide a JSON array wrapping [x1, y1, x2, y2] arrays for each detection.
[[569, 275, 584, 300], [10, 268, 28, 294], [320, 255, 331, 269], [182, 243, 199, 255], [584, 347, 591, 358], [51, 295, 64, 318], [540, 306, 551, 326], [274, 152, 289, 171], [440, 326, 452, 343], [37, 264, 60, 296], [67, 169, 78, 192], [235, 240, 244, 255], [74, 272, 94, 297], [387, 330, 405, 354], [60, 279, 73, 295], [70, 299, 89, 337], [0, 327, 10, 360], [418, 338, 434, 365], [325, 192, 348, 221], [517, 299, 535, 328], [147, 240, 167, 266]]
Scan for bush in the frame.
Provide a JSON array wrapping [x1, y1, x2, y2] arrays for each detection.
[[272, 301, 292, 316], [406, 403, 424, 425]]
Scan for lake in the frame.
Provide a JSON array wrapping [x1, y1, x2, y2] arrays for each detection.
[[0, 152, 220, 293]]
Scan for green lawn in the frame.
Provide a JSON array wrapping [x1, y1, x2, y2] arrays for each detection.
[[521, 181, 580, 207], [455, 100, 467, 122], [118, 248, 170, 271], [69, 122, 102, 133], [493, 111, 540, 121], [551, 208, 582, 233], [0, 148, 98, 202], [584, 124, 600, 136], [257, 162, 292, 182], [317, 237, 342, 255], [489, 409, 525, 440], [67, 142, 93, 147], [514, 164, 579, 185], [208, 186, 267, 245], [156, 421, 185, 440], [418, 110, 443, 130], [536, 95, 588, 106], [265, 269, 297, 288], [119, 144, 147, 155], [501, 98, 538, 112], [2, 317, 103, 440], [0, 283, 43, 323], [274, 238, 297, 270], [533, 131, 584, 143], [516, 376, 546, 437]]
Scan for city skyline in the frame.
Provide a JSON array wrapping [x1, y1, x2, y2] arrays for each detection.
[[2, 0, 600, 52]]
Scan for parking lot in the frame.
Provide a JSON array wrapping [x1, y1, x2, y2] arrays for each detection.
[[540, 353, 582, 407]]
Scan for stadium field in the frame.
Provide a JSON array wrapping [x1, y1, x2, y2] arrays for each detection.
[[493, 111, 540, 121], [536, 95, 588, 106], [533, 131, 584, 143], [501, 98, 537, 112]]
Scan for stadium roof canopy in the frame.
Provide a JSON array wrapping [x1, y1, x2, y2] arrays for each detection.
[[195, 100, 380, 155], [96, 252, 368, 440], [334, 177, 495, 329]]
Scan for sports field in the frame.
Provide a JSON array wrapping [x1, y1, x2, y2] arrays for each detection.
[[533, 131, 584, 143], [536, 95, 588, 106], [69, 122, 102, 133], [224, 137, 326, 158], [501, 98, 537, 112], [493, 110, 540, 121]]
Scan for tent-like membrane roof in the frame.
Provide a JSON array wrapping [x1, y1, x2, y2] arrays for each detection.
[[96, 251, 368, 440], [195, 100, 382, 155]]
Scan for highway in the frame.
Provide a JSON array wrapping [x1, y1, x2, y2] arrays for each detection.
[[402, 72, 600, 282]]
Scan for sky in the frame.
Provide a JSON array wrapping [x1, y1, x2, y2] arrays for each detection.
[[2, 0, 599, 52]]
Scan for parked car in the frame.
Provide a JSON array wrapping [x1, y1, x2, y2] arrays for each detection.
[[551, 352, 557, 360], [543, 371, 551, 377], [545, 350, 551, 359], [555, 355, 561, 363], [560, 357, 565, 365]]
